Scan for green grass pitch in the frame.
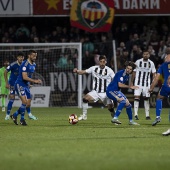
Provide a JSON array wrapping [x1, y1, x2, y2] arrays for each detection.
[[1, 107, 170, 170]]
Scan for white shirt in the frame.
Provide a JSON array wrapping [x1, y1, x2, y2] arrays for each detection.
[[86, 66, 115, 93], [134, 58, 156, 87]]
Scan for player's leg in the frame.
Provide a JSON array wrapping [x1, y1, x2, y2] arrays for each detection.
[[5, 86, 15, 120], [144, 97, 150, 119], [78, 90, 97, 120], [152, 89, 165, 126], [125, 100, 140, 125], [134, 87, 142, 120], [107, 91, 126, 124], [25, 89, 38, 120], [11, 84, 27, 126], [143, 87, 151, 120], [99, 93, 115, 118]]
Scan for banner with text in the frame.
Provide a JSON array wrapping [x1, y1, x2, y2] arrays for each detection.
[[0, 0, 31, 15], [33, 0, 170, 16], [12, 86, 51, 107]]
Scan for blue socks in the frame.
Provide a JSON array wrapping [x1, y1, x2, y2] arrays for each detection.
[[126, 104, 133, 121], [13, 104, 26, 120], [114, 100, 126, 118], [26, 107, 31, 114], [7, 99, 14, 115], [156, 99, 162, 117]]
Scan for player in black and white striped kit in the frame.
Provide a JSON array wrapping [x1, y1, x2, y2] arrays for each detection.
[[73, 55, 115, 120], [131, 50, 156, 120]]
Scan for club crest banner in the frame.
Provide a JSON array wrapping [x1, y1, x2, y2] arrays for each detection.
[[70, 0, 115, 32]]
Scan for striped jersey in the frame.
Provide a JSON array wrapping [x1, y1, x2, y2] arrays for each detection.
[[134, 58, 156, 87], [86, 66, 115, 93]]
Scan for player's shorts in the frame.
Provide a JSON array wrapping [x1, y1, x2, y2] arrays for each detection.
[[0, 84, 9, 95], [15, 83, 31, 99], [106, 90, 127, 102], [134, 86, 150, 97], [159, 85, 170, 97], [9, 85, 15, 95], [87, 90, 112, 105]]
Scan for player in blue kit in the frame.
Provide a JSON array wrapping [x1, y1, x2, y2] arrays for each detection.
[[106, 61, 140, 125], [4, 52, 38, 120], [10, 50, 41, 126], [149, 47, 170, 128]]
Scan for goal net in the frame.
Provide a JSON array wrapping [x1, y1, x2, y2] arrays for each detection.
[[0, 43, 82, 108]]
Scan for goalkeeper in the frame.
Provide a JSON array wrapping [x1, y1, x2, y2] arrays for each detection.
[[0, 60, 10, 112]]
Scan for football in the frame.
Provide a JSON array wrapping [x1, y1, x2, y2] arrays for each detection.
[[68, 114, 78, 125]]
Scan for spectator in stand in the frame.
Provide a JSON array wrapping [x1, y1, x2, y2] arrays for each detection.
[[82, 35, 95, 68], [114, 22, 129, 44], [118, 49, 130, 70], [166, 35, 170, 47], [149, 30, 160, 54], [148, 45, 159, 67], [15, 23, 30, 38], [130, 44, 142, 62], [160, 24, 169, 41], [56, 53, 74, 70], [96, 33, 113, 67], [49, 30, 59, 42], [140, 25, 152, 47], [117, 41, 126, 56], [158, 40, 167, 63]]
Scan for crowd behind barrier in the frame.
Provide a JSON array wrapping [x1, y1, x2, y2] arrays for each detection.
[[0, 17, 170, 71]]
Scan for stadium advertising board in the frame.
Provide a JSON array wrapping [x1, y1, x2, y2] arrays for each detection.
[[0, 0, 31, 15], [33, 0, 170, 16], [12, 86, 51, 107], [0, 0, 169, 16]]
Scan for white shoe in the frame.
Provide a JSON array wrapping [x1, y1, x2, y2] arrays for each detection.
[[5, 115, 10, 120], [162, 129, 170, 136], [129, 120, 140, 125], [2, 107, 5, 112], [78, 115, 87, 121]]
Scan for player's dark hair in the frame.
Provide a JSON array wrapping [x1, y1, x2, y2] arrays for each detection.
[[165, 47, 170, 55], [99, 55, 107, 61], [124, 61, 136, 70], [17, 52, 24, 57], [143, 49, 149, 53], [27, 50, 37, 56]]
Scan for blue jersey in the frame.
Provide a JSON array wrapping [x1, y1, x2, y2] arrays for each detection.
[[6, 61, 20, 86], [157, 62, 170, 87], [15, 60, 36, 87], [107, 70, 129, 91]]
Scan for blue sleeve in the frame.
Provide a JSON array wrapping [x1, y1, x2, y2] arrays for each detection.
[[157, 65, 163, 75]]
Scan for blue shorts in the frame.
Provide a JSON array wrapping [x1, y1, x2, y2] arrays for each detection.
[[159, 85, 170, 97], [9, 85, 15, 95], [15, 83, 31, 99], [106, 90, 127, 102]]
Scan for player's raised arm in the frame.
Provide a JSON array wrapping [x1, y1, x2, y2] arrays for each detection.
[[73, 68, 86, 75]]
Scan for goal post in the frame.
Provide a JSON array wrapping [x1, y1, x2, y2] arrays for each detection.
[[0, 43, 82, 108]]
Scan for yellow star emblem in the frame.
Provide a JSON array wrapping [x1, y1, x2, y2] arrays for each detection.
[[44, 0, 60, 10]]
